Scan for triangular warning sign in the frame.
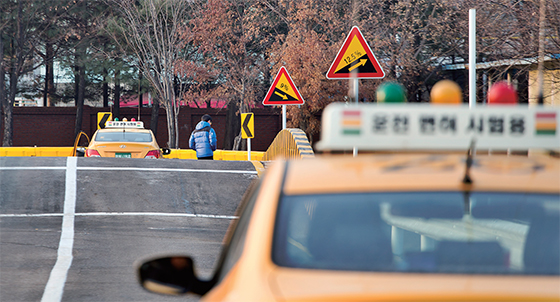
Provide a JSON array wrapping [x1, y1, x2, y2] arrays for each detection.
[[326, 26, 385, 79], [262, 67, 305, 106]]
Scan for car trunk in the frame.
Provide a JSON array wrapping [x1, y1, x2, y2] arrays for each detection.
[[96, 143, 151, 158]]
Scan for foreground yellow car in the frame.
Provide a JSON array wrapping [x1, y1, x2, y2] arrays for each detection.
[[138, 104, 560, 301], [85, 121, 169, 158]]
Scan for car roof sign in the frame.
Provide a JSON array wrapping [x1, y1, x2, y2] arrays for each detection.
[[105, 121, 144, 129], [316, 103, 559, 151]]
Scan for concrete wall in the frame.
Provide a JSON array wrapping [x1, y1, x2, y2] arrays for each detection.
[[529, 68, 560, 106], [1, 106, 282, 151]]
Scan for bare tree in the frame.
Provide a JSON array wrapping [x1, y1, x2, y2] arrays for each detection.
[[264, 0, 350, 141], [192, 0, 271, 150], [107, 0, 198, 148]]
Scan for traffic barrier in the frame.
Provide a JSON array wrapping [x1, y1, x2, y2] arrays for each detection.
[[162, 149, 264, 161], [0, 147, 74, 157], [38, 147, 74, 157], [214, 150, 264, 161], [1, 129, 310, 161], [0, 147, 265, 160], [162, 149, 197, 159], [262, 128, 314, 161]]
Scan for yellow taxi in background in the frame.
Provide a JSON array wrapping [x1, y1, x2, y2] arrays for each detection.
[[86, 121, 170, 158], [137, 104, 560, 301]]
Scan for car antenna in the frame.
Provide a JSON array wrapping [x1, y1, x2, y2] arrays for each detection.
[[462, 139, 476, 215], [462, 139, 476, 184]]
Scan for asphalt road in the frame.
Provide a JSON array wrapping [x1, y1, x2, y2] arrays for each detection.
[[0, 157, 259, 302]]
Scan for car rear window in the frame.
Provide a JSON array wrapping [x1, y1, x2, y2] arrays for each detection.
[[95, 132, 152, 142], [272, 192, 559, 275]]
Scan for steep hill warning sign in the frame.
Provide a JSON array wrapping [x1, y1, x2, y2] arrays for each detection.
[[262, 66, 305, 105], [326, 26, 385, 79]]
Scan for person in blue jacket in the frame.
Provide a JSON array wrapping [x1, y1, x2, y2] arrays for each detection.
[[189, 114, 217, 160]]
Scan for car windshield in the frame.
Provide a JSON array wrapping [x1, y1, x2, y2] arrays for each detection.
[[95, 132, 152, 142], [273, 192, 559, 275]]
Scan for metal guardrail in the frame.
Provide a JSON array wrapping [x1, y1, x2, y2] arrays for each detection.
[[262, 128, 314, 161]]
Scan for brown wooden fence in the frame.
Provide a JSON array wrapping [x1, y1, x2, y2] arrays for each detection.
[[1, 106, 283, 151]]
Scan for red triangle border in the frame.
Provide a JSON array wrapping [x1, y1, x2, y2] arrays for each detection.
[[262, 66, 305, 105], [326, 26, 385, 79]]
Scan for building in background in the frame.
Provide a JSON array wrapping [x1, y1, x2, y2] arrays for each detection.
[[443, 54, 560, 105]]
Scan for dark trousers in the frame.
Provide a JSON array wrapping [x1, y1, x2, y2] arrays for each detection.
[[198, 155, 213, 160]]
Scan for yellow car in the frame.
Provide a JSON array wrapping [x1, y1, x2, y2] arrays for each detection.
[[85, 121, 170, 158], [138, 104, 560, 301]]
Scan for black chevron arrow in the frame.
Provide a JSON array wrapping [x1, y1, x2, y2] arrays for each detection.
[[98, 114, 110, 129], [242, 114, 253, 138]]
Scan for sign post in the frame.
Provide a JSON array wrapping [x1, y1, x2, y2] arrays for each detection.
[[326, 26, 385, 156], [469, 9, 477, 108], [262, 66, 305, 129], [282, 105, 286, 129], [353, 74, 359, 157], [241, 113, 254, 161]]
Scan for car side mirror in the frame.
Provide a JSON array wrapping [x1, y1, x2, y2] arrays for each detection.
[[161, 148, 171, 155], [137, 256, 212, 296]]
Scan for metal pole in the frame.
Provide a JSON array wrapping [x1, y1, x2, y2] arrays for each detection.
[[536, 0, 546, 105], [247, 138, 251, 161], [354, 77, 359, 104], [353, 77, 359, 157], [469, 9, 476, 108], [137, 78, 141, 121], [282, 105, 286, 129]]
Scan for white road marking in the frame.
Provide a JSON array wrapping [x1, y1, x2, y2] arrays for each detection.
[[75, 212, 238, 219], [0, 166, 258, 174], [41, 157, 77, 302], [76, 167, 258, 174], [1, 161, 244, 301], [0, 213, 63, 217], [0, 167, 65, 170], [0, 212, 238, 220]]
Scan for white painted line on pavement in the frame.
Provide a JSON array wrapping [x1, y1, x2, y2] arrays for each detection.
[[0, 167, 65, 170], [75, 212, 238, 219], [0, 212, 238, 220], [0, 166, 257, 174], [0, 213, 63, 217], [76, 167, 258, 174], [41, 157, 77, 302]]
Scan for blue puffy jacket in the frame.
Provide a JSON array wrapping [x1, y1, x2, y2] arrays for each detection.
[[189, 121, 217, 158]]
